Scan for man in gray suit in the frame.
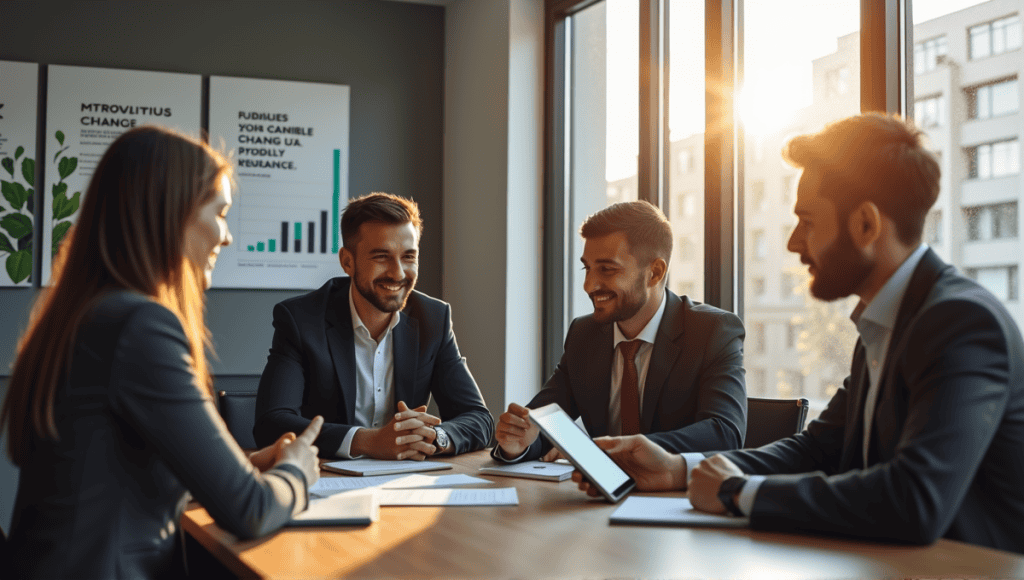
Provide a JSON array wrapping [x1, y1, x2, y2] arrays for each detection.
[[575, 113, 1024, 554], [493, 201, 747, 462]]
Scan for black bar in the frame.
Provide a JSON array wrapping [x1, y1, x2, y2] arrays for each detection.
[[320, 211, 328, 253], [281, 221, 289, 253], [308, 222, 315, 253]]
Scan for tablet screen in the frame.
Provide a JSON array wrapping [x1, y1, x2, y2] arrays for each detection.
[[531, 404, 633, 501]]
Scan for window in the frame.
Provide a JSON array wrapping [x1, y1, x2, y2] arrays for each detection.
[[752, 229, 767, 261], [914, 36, 947, 73], [915, 94, 944, 128], [781, 271, 800, 301], [970, 15, 1022, 60], [781, 174, 796, 206], [925, 211, 942, 245], [750, 368, 767, 396], [964, 202, 1018, 241], [753, 277, 766, 303], [676, 192, 697, 217], [677, 148, 694, 173], [968, 78, 1019, 120], [751, 180, 766, 213], [753, 322, 766, 354], [786, 322, 801, 349], [969, 140, 1020, 179], [825, 67, 851, 99], [678, 237, 697, 261], [966, 266, 1019, 302], [777, 369, 805, 397]]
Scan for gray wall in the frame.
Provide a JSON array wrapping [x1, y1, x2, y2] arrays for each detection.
[[0, 0, 445, 533]]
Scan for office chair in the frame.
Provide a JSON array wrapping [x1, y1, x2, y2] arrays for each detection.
[[217, 390, 259, 449], [744, 397, 809, 448]]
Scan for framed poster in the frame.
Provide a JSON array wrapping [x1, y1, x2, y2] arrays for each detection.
[[208, 76, 350, 289], [43, 64, 201, 283], [0, 61, 39, 286]]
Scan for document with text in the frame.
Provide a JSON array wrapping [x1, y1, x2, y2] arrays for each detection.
[[310, 474, 488, 498]]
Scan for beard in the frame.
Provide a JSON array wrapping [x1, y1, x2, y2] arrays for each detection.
[[590, 272, 649, 324], [806, 229, 873, 301], [353, 271, 415, 313]]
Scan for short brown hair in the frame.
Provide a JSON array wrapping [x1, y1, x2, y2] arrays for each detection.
[[580, 200, 673, 266], [341, 192, 423, 251], [783, 112, 940, 245]]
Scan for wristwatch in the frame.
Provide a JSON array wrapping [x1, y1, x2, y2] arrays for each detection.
[[431, 426, 450, 453], [717, 475, 748, 517]]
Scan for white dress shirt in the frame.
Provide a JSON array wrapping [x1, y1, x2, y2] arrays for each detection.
[[336, 284, 402, 458], [608, 292, 668, 435]]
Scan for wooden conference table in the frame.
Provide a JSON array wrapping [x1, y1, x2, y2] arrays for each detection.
[[183, 450, 1024, 579]]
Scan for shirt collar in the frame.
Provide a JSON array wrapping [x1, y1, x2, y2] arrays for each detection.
[[349, 282, 401, 339], [613, 288, 668, 347], [852, 243, 929, 337]]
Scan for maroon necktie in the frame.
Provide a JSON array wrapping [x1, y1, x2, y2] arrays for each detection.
[[619, 340, 643, 435]]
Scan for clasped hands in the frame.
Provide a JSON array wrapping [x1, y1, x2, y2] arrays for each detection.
[[352, 401, 444, 460], [570, 435, 746, 515]]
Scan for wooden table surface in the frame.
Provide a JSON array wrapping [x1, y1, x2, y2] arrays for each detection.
[[182, 450, 1024, 579]]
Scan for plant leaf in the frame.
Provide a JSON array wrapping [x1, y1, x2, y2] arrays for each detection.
[[25, 189, 34, 215], [6, 250, 32, 283], [1, 158, 12, 178], [52, 221, 72, 253], [54, 191, 80, 221], [56, 130, 65, 146], [15, 147, 24, 160], [0, 213, 32, 239], [58, 157, 78, 180], [52, 182, 67, 198], [53, 145, 69, 163], [0, 232, 14, 253], [21, 158, 35, 187], [1, 181, 28, 210]]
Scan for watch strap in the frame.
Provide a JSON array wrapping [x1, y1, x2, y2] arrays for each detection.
[[717, 475, 748, 517]]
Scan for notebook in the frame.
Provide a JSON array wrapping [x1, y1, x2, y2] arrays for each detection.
[[322, 458, 454, 477], [479, 460, 575, 482], [288, 491, 380, 526]]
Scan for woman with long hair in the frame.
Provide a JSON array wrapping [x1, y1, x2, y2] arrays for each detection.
[[1, 126, 323, 579]]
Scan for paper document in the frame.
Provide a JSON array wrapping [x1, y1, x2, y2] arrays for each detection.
[[378, 487, 519, 506], [310, 474, 488, 498], [381, 474, 489, 488], [479, 460, 575, 482], [322, 458, 453, 476], [289, 491, 380, 526], [610, 496, 749, 528]]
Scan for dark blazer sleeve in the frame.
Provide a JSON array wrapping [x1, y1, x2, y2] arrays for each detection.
[[254, 301, 356, 456], [108, 303, 306, 540], [646, 309, 747, 453], [428, 303, 494, 454], [722, 299, 1014, 545]]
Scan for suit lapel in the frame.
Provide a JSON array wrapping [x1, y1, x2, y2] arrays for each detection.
[[584, 322, 614, 436], [392, 312, 419, 411], [641, 291, 684, 433], [324, 278, 358, 424], [840, 340, 870, 470]]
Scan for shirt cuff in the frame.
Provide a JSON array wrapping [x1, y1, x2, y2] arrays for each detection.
[[493, 445, 530, 463], [336, 427, 363, 459], [737, 475, 765, 517], [680, 452, 705, 485]]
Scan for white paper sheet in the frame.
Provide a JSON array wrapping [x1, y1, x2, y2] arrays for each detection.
[[377, 487, 519, 506], [610, 496, 749, 528], [309, 473, 489, 498]]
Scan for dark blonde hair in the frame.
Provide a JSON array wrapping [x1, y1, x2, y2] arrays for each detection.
[[1, 125, 231, 466], [783, 112, 940, 245], [580, 200, 673, 267]]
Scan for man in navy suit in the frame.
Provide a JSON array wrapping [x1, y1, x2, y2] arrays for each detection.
[[254, 193, 492, 459], [493, 201, 747, 463], [575, 113, 1024, 554]]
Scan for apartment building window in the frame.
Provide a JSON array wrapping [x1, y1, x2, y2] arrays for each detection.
[[969, 140, 1020, 179], [678, 237, 697, 261], [752, 229, 767, 261], [914, 36, 947, 72], [750, 368, 767, 396], [965, 202, 1019, 241], [778, 369, 805, 397], [966, 266, 1019, 302], [753, 322, 766, 354], [925, 210, 942, 245], [751, 180, 766, 212], [786, 322, 801, 349], [676, 192, 697, 217], [969, 15, 1022, 60], [781, 271, 800, 301], [678, 148, 694, 173], [968, 78, 1019, 120], [782, 174, 796, 205], [914, 94, 944, 128], [825, 67, 850, 99], [753, 278, 767, 303]]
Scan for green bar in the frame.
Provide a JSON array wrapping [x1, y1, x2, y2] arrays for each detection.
[[269, 239, 276, 252], [295, 222, 302, 240], [247, 245, 255, 252], [333, 149, 341, 253], [257, 242, 265, 252]]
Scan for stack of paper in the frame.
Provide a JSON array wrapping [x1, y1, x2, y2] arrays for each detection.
[[289, 491, 380, 526], [610, 496, 749, 528], [322, 458, 453, 476], [479, 460, 575, 482]]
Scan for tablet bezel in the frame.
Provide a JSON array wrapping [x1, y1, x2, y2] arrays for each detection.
[[530, 403, 635, 503]]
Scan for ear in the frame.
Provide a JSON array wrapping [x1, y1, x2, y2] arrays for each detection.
[[648, 258, 668, 287], [846, 201, 881, 250], [339, 247, 355, 276]]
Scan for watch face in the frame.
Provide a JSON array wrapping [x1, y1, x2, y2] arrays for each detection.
[[434, 427, 449, 448]]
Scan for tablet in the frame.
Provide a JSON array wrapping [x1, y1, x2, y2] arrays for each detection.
[[530, 403, 635, 503]]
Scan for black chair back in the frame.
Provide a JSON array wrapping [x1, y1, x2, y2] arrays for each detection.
[[745, 397, 809, 448], [217, 390, 259, 449]]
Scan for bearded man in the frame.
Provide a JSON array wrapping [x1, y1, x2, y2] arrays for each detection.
[[493, 200, 747, 463], [255, 193, 492, 459]]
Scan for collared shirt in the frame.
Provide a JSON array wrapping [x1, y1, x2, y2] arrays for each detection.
[[682, 243, 931, 516], [608, 290, 668, 436], [336, 283, 402, 458]]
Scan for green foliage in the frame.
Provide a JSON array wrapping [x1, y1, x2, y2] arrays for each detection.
[[6, 250, 31, 283], [1, 181, 29, 211], [1, 213, 32, 239], [21, 158, 35, 187], [15, 146, 24, 160], [51, 221, 71, 255], [55, 130, 65, 146], [52, 182, 67, 198], [1, 158, 12, 178], [53, 191, 80, 221], [58, 156, 78, 180], [0, 232, 14, 253]]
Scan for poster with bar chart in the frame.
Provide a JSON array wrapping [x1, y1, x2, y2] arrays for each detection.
[[43, 64, 202, 284], [0, 60, 38, 286], [208, 76, 349, 289]]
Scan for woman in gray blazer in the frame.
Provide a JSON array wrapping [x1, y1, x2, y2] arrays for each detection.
[[0, 126, 323, 579]]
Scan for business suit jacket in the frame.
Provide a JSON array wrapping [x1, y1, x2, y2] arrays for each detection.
[[7, 292, 307, 580], [254, 277, 493, 456], [716, 250, 1024, 553], [498, 290, 747, 461]]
